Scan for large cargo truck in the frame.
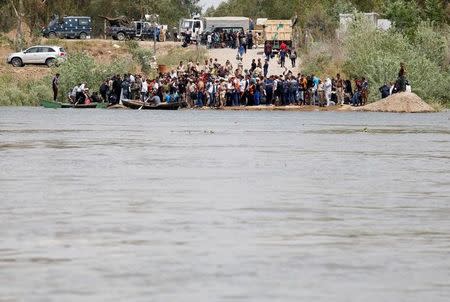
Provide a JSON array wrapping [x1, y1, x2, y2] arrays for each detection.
[[179, 16, 250, 41], [262, 19, 293, 50]]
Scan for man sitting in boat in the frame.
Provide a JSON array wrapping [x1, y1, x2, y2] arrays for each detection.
[[82, 88, 92, 104], [69, 84, 78, 103], [74, 83, 88, 104], [165, 92, 180, 104], [146, 94, 161, 105]]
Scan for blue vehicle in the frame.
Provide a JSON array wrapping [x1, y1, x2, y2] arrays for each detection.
[[42, 15, 92, 39]]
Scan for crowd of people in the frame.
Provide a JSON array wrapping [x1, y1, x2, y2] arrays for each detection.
[[64, 55, 369, 108], [202, 29, 262, 50]]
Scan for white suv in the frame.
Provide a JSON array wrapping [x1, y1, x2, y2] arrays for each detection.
[[7, 45, 66, 67]]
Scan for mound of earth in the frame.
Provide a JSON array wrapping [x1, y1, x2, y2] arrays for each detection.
[[358, 92, 435, 113]]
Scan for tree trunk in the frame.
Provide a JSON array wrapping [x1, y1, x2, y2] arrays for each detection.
[[9, 0, 24, 50]]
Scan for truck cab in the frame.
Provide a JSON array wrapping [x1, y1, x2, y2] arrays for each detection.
[[179, 18, 204, 41], [42, 15, 92, 39]]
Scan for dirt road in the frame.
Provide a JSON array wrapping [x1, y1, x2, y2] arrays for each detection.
[[207, 46, 299, 76]]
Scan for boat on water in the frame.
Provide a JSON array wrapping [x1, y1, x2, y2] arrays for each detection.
[[122, 100, 181, 110], [40, 100, 108, 109]]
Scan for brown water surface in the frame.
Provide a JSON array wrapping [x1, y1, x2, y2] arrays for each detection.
[[1, 108, 449, 301]]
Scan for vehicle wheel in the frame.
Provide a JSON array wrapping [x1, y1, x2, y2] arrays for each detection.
[[46, 58, 56, 67], [117, 32, 126, 41], [48, 32, 57, 39], [79, 32, 87, 40], [11, 57, 23, 67]]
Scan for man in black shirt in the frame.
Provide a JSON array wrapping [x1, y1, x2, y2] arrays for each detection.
[[52, 73, 60, 101]]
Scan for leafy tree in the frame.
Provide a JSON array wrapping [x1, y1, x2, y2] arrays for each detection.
[[384, 0, 423, 37], [343, 17, 450, 102], [0, 0, 201, 35], [424, 0, 446, 23], [327, 0, 357, 22]]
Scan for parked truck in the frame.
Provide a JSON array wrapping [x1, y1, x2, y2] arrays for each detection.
[[101, 16, 158, 41], [179, 16, 250, 41], [261, 19, 293, 50], [42, 15, 92, 39]]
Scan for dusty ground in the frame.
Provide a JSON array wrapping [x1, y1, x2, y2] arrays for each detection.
[[207, 46, 299, 76], [0, 39, 179, 81], [1, 38, 295, 82], [357, 92, 435, 113]]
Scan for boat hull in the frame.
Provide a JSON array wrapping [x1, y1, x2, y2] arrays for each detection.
[[40, 100, 106, 109], [122, 100, 181, 110]]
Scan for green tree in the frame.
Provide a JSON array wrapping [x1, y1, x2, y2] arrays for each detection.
[[384, 0, 423, 37], [424, 0, 446, 23]]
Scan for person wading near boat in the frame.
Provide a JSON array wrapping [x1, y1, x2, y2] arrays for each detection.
[[52, 73, 60, 101]]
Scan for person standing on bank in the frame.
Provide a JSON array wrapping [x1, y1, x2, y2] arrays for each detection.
[[280, 49, 286, 68], [290, 50, 297, 68], [52, 73, 60, 101], [263, 59, 269, 78]]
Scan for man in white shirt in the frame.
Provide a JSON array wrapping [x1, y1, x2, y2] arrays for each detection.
[[141, 79, 148, 102], [207, 33, 212, 49], [70, 85, 78, 103]]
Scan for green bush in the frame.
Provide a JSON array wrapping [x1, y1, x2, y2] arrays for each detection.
[[158, 47, 208, 67], [343, 18, 450, 103], [55, 52, 132, 100], [303, 51, 333, 76], [383, 0, 422, 38], [128, 46, 154, 74], [0, 74, 52, 106], [413, 22, 448, 67], [0, 52, 134, 106]]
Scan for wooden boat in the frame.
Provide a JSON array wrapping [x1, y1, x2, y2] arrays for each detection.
[[122, 99, 181, 110], [60, 103, 99, 109], [40, 100, 107, 109]]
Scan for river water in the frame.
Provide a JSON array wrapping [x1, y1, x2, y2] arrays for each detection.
[[1, 107, 449, 301]]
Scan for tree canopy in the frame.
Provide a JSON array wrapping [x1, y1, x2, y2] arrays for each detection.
[[206, 0, 449, 36], [0, 0, 201, 35]]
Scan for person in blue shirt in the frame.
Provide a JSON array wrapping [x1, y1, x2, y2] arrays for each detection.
[[312, 75, 320, 105], [289, 76, 299, 105], [238, 44, 245, 59], [279, 49, 286, 68], [379, 83, 390, 99], [265, 76, 274, 105]]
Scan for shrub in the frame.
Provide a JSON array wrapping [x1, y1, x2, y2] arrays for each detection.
[[413, 22, 448, 68], [128, 46, 155, 74], [0, 73, 53, 106], [157, 47, 208, 68], [384, 0, 423, 38], [343, 18, 450, 104], [55, 52, 132, 100]]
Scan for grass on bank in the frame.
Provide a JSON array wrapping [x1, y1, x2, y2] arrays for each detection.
[[0, 74, 52, 106], [0, 42, 208, 106]]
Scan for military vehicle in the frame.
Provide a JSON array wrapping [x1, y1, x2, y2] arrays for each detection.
[[42, 15, 92, 39], [101, 16, 159, 41]]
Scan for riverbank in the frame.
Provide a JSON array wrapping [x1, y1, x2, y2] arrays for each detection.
[[197, 105, 354, 112], [194, 93, 437, 113]]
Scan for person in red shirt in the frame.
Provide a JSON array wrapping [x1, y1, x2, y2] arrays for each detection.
[[280, 41, 287, 51]]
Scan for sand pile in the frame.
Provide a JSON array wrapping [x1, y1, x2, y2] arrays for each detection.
[[358, 92, 435, 113]]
